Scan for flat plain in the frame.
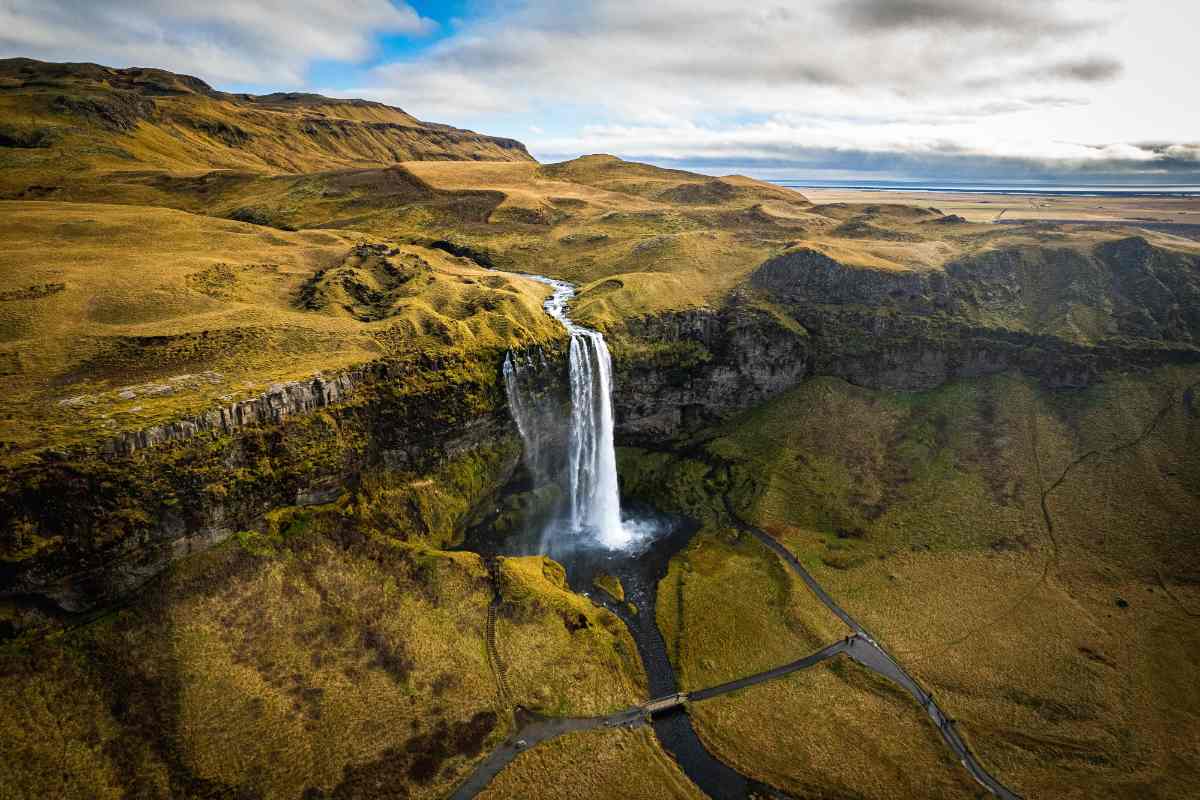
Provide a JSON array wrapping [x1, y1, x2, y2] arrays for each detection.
[[799, 186, 1200, 228]]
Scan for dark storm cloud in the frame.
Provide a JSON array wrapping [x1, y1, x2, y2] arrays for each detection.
[[834, 0, 1095, 36], [965, 55, 1125, 90], [1045, 56, 1124, 82], [592, 145, 1200, 184]]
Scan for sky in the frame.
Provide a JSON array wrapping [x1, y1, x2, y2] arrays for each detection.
[[2, 0, 1198, 184]]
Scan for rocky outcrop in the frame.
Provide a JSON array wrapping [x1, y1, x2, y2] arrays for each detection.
[[101, 368, 372, 457], [751, 247, 951, 313], [609, 301, 812, 440], [749, 240, 1200, 390], [606, 238, 1200, 441], [1097, 237, 1200, 341], [755, 239, 1200, 345], [0, 352, 520, 615]]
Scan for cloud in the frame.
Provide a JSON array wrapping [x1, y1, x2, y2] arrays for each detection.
[[965, 54, 1124, 89], [342, 0, 1164, 180], [1, 0, 1177, 182], [364, 0, 1120, 124], [833, 0, 1095, 36], [0, 0, 434, 85], [1044, 55, 1124, 82], [524, 120, 1200, 181]]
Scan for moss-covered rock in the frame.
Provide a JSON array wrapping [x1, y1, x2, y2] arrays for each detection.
[[0, 351, 523, 621]]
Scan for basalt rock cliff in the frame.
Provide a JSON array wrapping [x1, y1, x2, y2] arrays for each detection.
[[607, 236, 1200, 441], [0, 353, 522, 615]]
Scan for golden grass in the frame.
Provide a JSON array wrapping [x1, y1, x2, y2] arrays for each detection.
[[690, 659, 980, 799], [133, 536, 501, 799], [0, 516, 659, 798], [0, 647, 131, 800], [0, 59, 529, 184], [593, 572, 625, 602], [0, 200, 561, 457], [477, 726, 706, 800], [401, 157, 799, 324], [497, 556, 647, 716], [0, 529, 501, 799], [698, 367, 1200, 798], [656, 529, 848, 691]]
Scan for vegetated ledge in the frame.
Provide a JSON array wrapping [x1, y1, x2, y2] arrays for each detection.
[[99, 367, 371, 457], [98, 339, 573, 460], [0, 349, 525, 619], [610, 302, 1200, 445]]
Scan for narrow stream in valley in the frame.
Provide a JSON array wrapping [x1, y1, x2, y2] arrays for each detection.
[[462, 509, 790, 800]]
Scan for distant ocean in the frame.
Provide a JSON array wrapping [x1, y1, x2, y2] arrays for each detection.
[[769, 180, 1200, 198]]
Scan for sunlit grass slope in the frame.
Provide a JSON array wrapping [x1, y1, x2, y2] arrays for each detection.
[[0, 57, 530, 185], [0, 201, 561, 458], [477, 727, 706, 800], [652, 367, 1200, 799]]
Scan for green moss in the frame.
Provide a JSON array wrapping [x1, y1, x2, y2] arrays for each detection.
[[616, 447, 743, 524], [0, 516, 62, 562], [496, 556, 647, 716], [593, 572, 625, 602], [0, 347, 524, 612], [351, 438, 520, 549], [608, 337, 712, 371]]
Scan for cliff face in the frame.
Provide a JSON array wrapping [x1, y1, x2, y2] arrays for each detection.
[[609, 304, 812, 440], [101, 369, 371, 457], [6, 233, 1199, 616], [0, 353, 521, 614], [753, 238, 1200, 345], [607, 237, 1200, 441]]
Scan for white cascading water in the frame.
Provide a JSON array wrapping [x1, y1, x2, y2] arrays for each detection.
[[504, 277, 629, 549]]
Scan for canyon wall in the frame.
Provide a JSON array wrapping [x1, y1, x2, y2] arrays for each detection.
[[608, 237, 1200, 442], [5, 235, 1199, 616], [0, 352, 522, 615]]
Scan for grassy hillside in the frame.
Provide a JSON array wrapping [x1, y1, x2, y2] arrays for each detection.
[[0, 58, 530, 186], [627, 366, 1200, 799], [5, 148, 1195, 628], [0, 201, 562, 460], [3, 55, 1200, 800], [0, 498, 647, 799], [477, 727, 705, 800]]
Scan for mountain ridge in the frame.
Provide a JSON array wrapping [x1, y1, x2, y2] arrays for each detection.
[[0, 57, 533, 178]]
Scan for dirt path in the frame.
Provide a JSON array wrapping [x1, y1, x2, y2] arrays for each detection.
[[451, 500, 1024, 799], [448, 708, 647, 800], [483, 558, 511, 707]]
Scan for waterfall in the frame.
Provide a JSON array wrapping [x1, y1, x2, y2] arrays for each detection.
[[503, 351, 545, 483], [504, 277, 628, 549]]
